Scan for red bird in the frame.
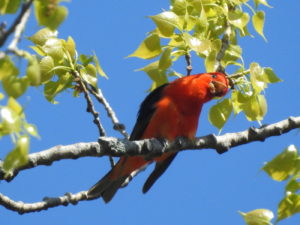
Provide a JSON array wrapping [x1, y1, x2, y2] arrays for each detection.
[[87, 72, 229, 202]]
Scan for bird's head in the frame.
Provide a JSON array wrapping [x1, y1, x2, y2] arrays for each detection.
[[202, 72, 229, 98]]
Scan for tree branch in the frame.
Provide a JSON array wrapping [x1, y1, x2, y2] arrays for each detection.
[[185, 52, 192, 76], [1, 116, 299, 214], [0, 191, 89, 214], [1, 116, 299, 182], [216, 24, 231, 73], [0, 0, 33, 48], [87, 86, 129, 139]]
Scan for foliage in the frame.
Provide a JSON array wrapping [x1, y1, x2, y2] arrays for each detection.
[[0, 1, 106, 175], [0, 0, 299, 224], [129, 0, 280, 130]]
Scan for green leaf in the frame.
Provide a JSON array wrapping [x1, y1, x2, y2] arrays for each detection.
[[24, 123, 39, 138], [209, 98, 232, 130], [85, 64, 97, 77], [80, 68, 98, 88], [252, 11, 267, 41], [250, 62, 266, 94], [183, 33, 211, 56], [2, 75, 29, 98], [28, 28, 58, 46], [30, 45, 46, 56], [150, 11, 180, 37], [0, 56, 19, 80], [286, 177, 300, 193], [239, 209, 274, 225], [93, 53, 108, 78], [137, 61, 168, 91], [64, 36, 76, 59], [242, 94, 267, 122], [79, 54, 93, 66], [34, 1, 68, 30], [7, 97, 22, 115], [205, 50, 217, 72], [228, 11, 250, 32], [231, 90, 249, 114], [159, 47, 172, 70], [277, 193, 300, 222], [39, 56, 55, 83], [43, 73, 73, 103], [222, 44, 242, 66], [254, 0, 272, 8], [262, 145, 300, 181], [0, 0, 21, 14], [128, 34, 162, 59], [0, 106, 21, 133], [43, 38, 65, 62], [26, 55, 41, 86], [263, 68, 281, 83], [171, 0, 187, 16], [3, 135, 29, 175]]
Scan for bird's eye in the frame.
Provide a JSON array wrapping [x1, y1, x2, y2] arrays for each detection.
[[211, 74, 217, 78]]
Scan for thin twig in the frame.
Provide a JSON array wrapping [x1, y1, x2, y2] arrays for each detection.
[[1, 116, 299, 182], [0, 0, 33, 48], [87, 86, 129, 139], [73, 71, 116, 167], [185, 53, 192, 76], [7, 6, 31, 51], [73, 71, 106, 136], [216, 24, 231, 73]]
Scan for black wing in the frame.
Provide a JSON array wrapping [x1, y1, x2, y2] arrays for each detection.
[[130, 83, 169, 141]]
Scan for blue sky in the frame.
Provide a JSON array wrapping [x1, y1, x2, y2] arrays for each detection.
[[1, 0, 300, 224]]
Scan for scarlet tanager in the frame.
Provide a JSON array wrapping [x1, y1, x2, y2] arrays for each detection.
[[87, 72, 229, 203]]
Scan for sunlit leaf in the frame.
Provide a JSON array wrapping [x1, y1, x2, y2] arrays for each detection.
[[205, 50, 217, 72], [0, 0, 20, 14], [24, 123, 39, 138], [252, 11, 267, 41], [254, 0, 272, 8], [80, 68, 98, 88], [150, 11, 180, 37], [242, 94, 267, 122], [137, 61, 168, 91], [263, 145, 300, 181], [159, 47, 172, 70], [239, 209, 274, 225], [3, 135, 29, 175], [209, 98, 232, 130], [228, 11, 250, 31], [34, 1, 68, 30], [26, 55, 41, 86], [28, 28, 58, 46], [43, 38, 64, 62], [39, 56, 55, 83], [44, 73, 73, 103], [128, 34, 162, 59], [7, 97, 22, 115], [264, 68, 281, 83], [184, 33, 211, 56], [231, 90, 249, 114], [171, 0, 187, 16], [286, 177, 300, 193], [0, 56, 19, 80], [2, 75, 29, 98], [93, 53, 108, 78], [64, 36, 76, 59], [250, 62, 266, 94], [0, 107, 21, 133], [277, 193, 300, 222]]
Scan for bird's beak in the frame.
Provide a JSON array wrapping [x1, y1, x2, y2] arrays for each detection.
[[209, 80, 228, 97]]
